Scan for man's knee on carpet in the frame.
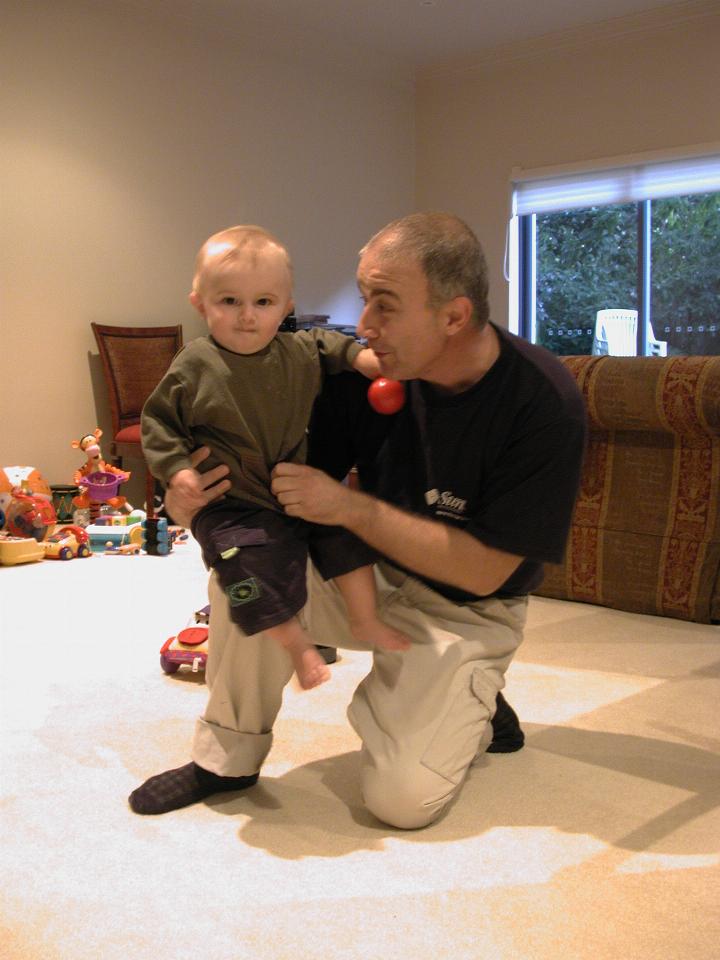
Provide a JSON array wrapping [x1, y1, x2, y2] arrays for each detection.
[[360, 761, 459, 830]]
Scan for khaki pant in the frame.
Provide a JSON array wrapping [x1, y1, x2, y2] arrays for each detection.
[[192, 562, 527, 829]]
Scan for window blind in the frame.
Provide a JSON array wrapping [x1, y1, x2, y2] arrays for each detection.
[[513, 151, 720, 216]]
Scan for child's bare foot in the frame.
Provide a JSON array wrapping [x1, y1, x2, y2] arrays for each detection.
[[289, 644, 331, 689], [350, 618, 411, 651], [266, 617, 331, 691]]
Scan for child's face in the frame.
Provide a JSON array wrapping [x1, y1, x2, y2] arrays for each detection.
[[192, 245, 293, 355]]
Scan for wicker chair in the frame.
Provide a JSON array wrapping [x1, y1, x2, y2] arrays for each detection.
[[91, 323, 183, 518]]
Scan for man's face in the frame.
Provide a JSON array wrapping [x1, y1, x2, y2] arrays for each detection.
[[356, 247, 447, 381], [193, 246, 293, 355]]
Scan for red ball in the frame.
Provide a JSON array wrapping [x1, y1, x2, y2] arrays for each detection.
[[367, 377, 405, 415]]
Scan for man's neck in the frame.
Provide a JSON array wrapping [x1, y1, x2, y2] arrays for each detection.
[[426, 322, 501, 395]]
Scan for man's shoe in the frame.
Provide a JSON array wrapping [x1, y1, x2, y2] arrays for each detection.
[[487, 692, 525, 753]]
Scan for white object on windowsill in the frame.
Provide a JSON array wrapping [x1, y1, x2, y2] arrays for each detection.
[[592, 309, 667, 357]]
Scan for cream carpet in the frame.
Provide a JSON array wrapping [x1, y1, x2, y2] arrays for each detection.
[[1, 535, 718, 960]]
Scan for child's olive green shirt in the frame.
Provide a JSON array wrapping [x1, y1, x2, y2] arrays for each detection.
[[141, 330, 362, 513]]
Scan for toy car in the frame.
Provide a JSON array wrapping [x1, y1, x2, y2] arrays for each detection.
[[160, 605, 210, 674], [0, 535, 45, 566], [42, 525, 91, 560], [5, 489, 57, 540]]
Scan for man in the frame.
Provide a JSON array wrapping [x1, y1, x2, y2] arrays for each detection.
[[130, 212, 586, 828]]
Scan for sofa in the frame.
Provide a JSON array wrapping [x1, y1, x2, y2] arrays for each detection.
[[534, 354, 720, 624]]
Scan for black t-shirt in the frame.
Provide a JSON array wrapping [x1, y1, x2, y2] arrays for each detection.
[[308, 325, 587, 602]]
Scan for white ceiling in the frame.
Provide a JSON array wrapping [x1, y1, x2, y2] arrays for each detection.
[[148, 0, 691, 77]]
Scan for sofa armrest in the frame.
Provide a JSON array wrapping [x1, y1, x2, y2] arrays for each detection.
[[535, 354, 720, 623]]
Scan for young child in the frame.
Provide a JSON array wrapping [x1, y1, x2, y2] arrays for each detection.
[[141, 225, 409, 689]]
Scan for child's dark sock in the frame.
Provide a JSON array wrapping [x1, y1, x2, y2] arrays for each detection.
[[129, 762, 259, 815]]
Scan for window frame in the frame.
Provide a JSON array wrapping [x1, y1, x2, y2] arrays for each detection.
[[509, 145, 720, 353]]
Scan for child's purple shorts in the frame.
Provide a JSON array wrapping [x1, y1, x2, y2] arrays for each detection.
[[192, 500, 309, 636]]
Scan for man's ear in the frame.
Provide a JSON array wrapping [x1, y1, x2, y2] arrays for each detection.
[[444, 296, 473, 337], [189, 290, 205, 317]]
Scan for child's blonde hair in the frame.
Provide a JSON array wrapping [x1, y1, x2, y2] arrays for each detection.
[[192, 225, 293, 295]]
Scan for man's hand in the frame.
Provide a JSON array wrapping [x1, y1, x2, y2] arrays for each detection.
[[271, 463, 354, 526], [273, 462, 523, 595], [164, 447, 231, 527]]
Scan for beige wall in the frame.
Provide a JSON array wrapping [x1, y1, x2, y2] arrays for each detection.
[[415, 5, 720, 331], [5, 1, 720, 500], [2, 0, 414, 495]]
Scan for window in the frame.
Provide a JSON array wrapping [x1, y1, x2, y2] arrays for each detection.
[[512, 151, 720, 356]]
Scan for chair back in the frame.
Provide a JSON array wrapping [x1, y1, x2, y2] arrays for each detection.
[[91, 324, 183, 433], [592, 309, 638, 356]]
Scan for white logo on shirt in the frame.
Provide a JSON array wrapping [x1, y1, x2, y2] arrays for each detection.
[[425, 488, 467, 517]]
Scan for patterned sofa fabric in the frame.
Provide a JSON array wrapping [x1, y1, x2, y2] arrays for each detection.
[[534, 355, 720, 623]]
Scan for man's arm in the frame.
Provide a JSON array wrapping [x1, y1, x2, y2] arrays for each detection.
[[271, 463, 523, 596]]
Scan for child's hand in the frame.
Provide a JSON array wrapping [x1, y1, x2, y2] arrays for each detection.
[[353, 347, 382, 379]]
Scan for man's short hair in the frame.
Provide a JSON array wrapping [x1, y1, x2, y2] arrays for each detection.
[[361, 212, 490, 328]]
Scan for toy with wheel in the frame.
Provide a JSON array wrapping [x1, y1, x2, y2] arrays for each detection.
[[160, 605, 210, 674], [42, 524, 92, 560]]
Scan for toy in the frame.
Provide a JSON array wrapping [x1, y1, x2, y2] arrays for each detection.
[[0, 535, 45, 566], [104, 541, 141, 556], [160, 605, 210, 674], [367, 377, 405, 414], [158, 604, 336, 674], [71, 428, 131, 515], [50, 484, 81, 523], [0, 466, 52, 521], [84, 517, 184, 554], [169, 525, 189, 545], [85, 522, 143, 551], [141, 517, 171, 555], [81, 471, 124, 501], [42, 525, 91, 560], [5, 488, 57, 540]]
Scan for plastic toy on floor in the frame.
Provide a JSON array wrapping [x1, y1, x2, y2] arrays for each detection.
[[86, 521, 143, 552], [42, 524, 91, 560], [1, 466, 53, 526], [158, 603, 335, 676], [141, 517, 171, 555], [141, 518, 188, 555], [71, 428, 131, 518], [0, 534, 45, 566], [160, 605, 210, 674], [104, 541, 141, 556], [4, 487, 57, 541]]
